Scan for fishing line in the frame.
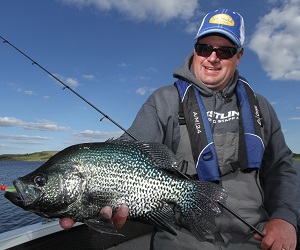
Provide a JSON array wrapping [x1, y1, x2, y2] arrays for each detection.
[[1, 35, 265, 238], [0, 35, 138, 141]]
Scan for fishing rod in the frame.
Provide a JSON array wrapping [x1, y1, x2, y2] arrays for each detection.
[[0, 35, 138, 141], [216, 201, 265, 238], [1, 35, 264, 238]]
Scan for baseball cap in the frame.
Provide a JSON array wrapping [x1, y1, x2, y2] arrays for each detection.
[[194, 9, 245, 47]]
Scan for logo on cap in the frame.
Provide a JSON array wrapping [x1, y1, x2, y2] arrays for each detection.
[[209, 14, 234, 26]]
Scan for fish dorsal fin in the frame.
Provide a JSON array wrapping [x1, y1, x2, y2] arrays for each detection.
[[112, 139, 179, 171]]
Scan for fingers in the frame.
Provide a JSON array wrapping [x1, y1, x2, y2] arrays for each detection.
[[60, 204, 129, 230], [112, 204, 129, 228], [253, 233, 263, 241], [100, 204, 129, 228], [100, 206, 113, 219], [254, 229, 266, 241], [59, 218, 76, 230]]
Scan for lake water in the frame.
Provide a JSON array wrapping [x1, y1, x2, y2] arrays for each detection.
[[0, 161, 47, 234], [0, 160, 300, 235]]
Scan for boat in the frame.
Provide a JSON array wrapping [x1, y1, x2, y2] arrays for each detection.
[[1, 219, 299, 249], [0, 219, 153, 250]]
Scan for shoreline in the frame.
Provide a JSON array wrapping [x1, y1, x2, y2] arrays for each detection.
[[0, 151, 58, 162]]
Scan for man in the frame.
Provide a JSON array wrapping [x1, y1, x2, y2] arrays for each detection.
[[61, 9, 298, 250]]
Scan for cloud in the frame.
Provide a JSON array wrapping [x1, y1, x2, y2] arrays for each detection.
[[289, 117, 300, 120], [117, 63, 129, 67], [16, 88, 35, 95], [60, 0, 199, 23], [0, 117, 23, 127], [66, 77, 79, 87], [136, 87, 148, 96], [7, 83, 36, 95], [148, 67, 158, 73], [82, 74, 95, 80], [134, 75, 151, 81], [72, 130, 123, 141], [53, 74, 80, 88], [135, 87, 156, 96], [0, 133, 50, 141], [248, 0, 300, 80], [0, 117, 68, 131]]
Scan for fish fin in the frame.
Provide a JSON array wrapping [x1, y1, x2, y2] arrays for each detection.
[[139, 202, 178, 236], [112, 139, 178, 171], [84, 214, 124, 237], [179, 181, 228, 241]]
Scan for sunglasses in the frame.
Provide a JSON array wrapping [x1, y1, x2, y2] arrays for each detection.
[[194, 43, 242, 59]]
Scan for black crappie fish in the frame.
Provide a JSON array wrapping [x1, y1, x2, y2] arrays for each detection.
[[5, 140, 227, 240]]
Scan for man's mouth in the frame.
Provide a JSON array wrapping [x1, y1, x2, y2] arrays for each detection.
[[204, 66, 220, 71]]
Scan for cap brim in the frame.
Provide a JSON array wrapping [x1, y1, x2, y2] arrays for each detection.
[[194, 29, 241, 47]]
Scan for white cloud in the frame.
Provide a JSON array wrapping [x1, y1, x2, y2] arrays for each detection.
[[136, 87, 148, 96], [134, 75, 151, 81], [148, 67, 158, 73], [7, 83, 35, 95], [53, 74, 80, 88], [248, 1, 300, 80], [82, 74, 95, 80], [66, 77, 80, 87], [0, 133, 50, 141], [0, 117, 23, 127], [135, 87, 156, 96], [60, 0, 199, 23], [73, 130, 123, 141], [0, 117, 68, 131], [16, 88, 34, 95], [117, 63, 129, 67]]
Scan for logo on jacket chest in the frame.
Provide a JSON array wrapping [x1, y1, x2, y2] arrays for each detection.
[[207, 110, 239, 123], [193, 111, 202, 134]]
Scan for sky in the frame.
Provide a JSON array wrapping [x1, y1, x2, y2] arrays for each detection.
[[0, 0, 300, 155]]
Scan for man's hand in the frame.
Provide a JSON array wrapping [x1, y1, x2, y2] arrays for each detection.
[[59, 204, 129, 230], [254, 218, 297, 250]]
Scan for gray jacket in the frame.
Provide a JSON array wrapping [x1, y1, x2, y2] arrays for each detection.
[[122, 53, 298, 240]]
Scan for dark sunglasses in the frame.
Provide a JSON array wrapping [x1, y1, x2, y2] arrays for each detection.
[[194, 43, 242, 59]]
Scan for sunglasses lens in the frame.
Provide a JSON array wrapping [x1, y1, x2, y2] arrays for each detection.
[[195, 44, 213, 57], [217, 47, 236, 59]]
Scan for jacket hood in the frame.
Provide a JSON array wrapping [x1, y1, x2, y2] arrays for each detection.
[[173, 52, 239, 98]]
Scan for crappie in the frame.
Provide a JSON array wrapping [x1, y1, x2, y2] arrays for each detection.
[[5, 140, 227, 240]]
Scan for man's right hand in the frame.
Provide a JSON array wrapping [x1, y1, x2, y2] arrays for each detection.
[[59, 204, 129, 230]]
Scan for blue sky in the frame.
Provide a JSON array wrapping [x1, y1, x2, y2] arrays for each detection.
[[0, 0, 300, 155]]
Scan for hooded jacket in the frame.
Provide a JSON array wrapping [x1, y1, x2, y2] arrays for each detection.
[[122, 53, 298, 241]]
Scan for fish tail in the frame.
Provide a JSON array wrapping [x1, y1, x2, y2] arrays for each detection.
[[179, 180, 227, 241]]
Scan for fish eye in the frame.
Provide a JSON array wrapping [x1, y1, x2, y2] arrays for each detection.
[[34, 175, 47, 187]]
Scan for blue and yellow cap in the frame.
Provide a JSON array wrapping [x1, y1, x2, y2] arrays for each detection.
[[194, 9, 245, 47]]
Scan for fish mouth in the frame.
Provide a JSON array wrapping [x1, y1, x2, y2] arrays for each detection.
[[4, 179, 40, 209], [4, 181, 24, 208]]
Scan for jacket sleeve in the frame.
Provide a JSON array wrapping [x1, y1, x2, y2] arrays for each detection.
[[120, 85, 181, 153], [257, 94, 299, 228]]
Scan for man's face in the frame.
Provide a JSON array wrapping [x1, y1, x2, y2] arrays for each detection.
[[192, 35, 243, 91]]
